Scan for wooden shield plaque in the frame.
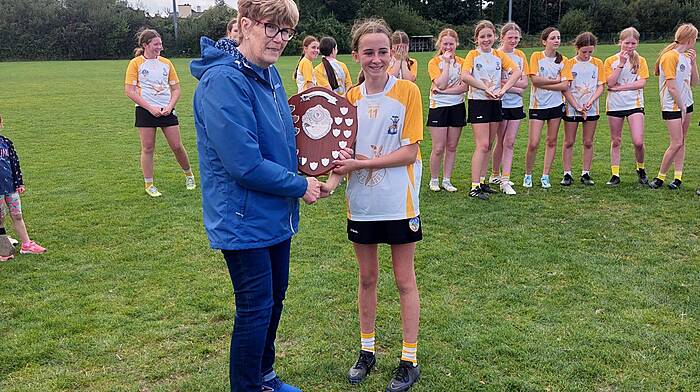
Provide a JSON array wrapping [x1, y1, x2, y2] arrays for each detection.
[[288, 87, 358, 176]]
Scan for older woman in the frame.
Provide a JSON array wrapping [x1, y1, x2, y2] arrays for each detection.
[[190, 0, 320, 390]]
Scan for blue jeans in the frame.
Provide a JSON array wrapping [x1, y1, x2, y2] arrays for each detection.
[[223, 239, 291, 392]]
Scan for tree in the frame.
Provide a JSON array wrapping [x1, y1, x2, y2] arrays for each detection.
[[559, 9, 592, 38]]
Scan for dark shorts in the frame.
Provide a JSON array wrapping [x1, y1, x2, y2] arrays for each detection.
[[501, 106, 526, 121], [529, 103, 565, 121], [468, 99, 503, 123], [563, 115, 601, 123], [607, 108, 645, 118], [662, 104, 694, 120], [135, 106, 179, 128], [427, 103, 466, 127], [347, 216, 423, 245]]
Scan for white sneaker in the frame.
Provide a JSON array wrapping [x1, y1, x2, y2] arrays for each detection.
[[145, 185, 162, 197], [500, 181, 516, 195], [185, 175, 196, 190], [523, 175, 532, 188], [540, 175, 551, 188], [429, 179, 440, 192], [442, 180, 458, 192], [488, 175, 502, 185]]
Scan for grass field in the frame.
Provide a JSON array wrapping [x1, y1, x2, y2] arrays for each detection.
[[0, 43, 699, 391]]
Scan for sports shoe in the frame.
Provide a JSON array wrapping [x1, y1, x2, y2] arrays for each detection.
[[480, 183, 497, 194], [7, 236, 18, 246], [428, 179, 440, 192], [560, 173, 573, 186], [145, 185, 162, 197], [441, 179, 458, 192], [637, 168, 649, 185], [348, 350, 376, 385], [668, 179, 682, 190], [0, 254, 13, 261], [606, 175, 621, 186], [696, 187, 700, 196], [580, 173, 595, 186], [469, 187, 489, 200], [20, 241, 47, 254], [185, 175, 196, 190], [648, 177, 664, 189], [540, 175, 551, 188], [262, 376, 302, 392], [500, 181, 516, 195], [385, 360, 420, 392], [522, 175, 532, 188], [488, 175, 502, 185]]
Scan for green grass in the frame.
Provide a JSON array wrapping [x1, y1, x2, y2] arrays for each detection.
[[0, 43, 699, 391]]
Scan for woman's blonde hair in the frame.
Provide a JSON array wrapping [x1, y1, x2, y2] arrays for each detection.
[[133, 29, 160, 57], [350, 18, 392, 85], [500, 22, 522, 39], [473, 20, 496, 44], [619, 27, 641, 74], [655, 23, 698, 75], [435, 28, 459, 55]]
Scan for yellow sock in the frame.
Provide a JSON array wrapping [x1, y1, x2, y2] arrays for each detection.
[[480, 177, 486, 185], [674, 171, 683, 182], [611, 165, 620, 176], [360, 331, 375, 353], [471, 182, 480, 190], [401, 341, 417, 365], [636, 162, 645, 170], [657, 172, 667, 181], [502, 172, 510, 180], [144, 179, 154, 189]]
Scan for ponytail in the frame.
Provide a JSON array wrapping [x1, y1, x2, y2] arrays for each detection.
[[655, 23, 698, 75], [134, 28, 160, 58], [322, 57, 339, 90], [629, 50, 640, 74], [654, 43, 677, 76], [540, 27, 563, 64]]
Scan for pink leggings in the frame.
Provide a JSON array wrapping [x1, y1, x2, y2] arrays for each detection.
[[0, 192, 22, 220]]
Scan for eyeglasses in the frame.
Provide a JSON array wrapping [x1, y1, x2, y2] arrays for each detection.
[[251, 18, 296, 42]]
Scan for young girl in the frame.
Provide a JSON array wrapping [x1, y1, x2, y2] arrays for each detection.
[[649, 23, 699, 190], [560, 32, 605, 186], [523, 27, 568, 189], [490, 22, 529, 195], [294, 35, 319, 93], [124, 29, 195, 197], [0, 115, 46, 258], [461, 20, 522, 199], [314, 36, 353, 96], [426, 28, 467, 192], [604, 27, 650, 186], [323, 18, 423, 392], [388, 30, 418, 82]]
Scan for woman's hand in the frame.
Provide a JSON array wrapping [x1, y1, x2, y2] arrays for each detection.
[[302, 177, 321, 204]]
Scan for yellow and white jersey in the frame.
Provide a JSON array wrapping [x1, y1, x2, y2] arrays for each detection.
[[388, 57, 419, 80], [604, 53, 649, 111], [501, 49, 529, 108], [658, 50, 694, 111], [528, 51, 568, 109], [562, 56, 605, 117], [428, 55, 465, 108], [124, 56, 179, 108], [345, 76, 423, 221], [295, 57, 316, 93], [314, 58, 352, 96], [463, 48, 517, 101]]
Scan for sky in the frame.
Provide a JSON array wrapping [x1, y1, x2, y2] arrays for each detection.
[[127, 0, 237, 15]]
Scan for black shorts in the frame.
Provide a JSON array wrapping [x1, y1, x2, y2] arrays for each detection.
[[427, 103, 466, 127], [529, 104, 565, 121], [468, 99, 503, 123], [563, 115, 601, 123], [607, 108, 645, 118], [662, 104, 694, 120], [135, 106, 179, 128], [347, 216, 423, 245], [501, 106, 526, 121]]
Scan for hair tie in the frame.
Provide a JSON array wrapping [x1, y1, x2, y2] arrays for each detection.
[[674, 40, 679, 44]]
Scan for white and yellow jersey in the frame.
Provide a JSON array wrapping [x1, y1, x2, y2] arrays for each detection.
[[658, 50, 694, 111], [562, 56, 605, 117], [501, 49, 529, 108], [345, 76, 423, 221], [528, 51, 567, 109], [604, 53, 649, 111], [463, 48, 517, 101], [124, 56, 179, 108], [388, 57, 419, 80], [295, 57, 316, 93], [314, 58, 352, 96], [428, 55, 465, 108]]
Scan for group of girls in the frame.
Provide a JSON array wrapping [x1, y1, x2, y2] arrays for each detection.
[[425, 22, 699, 199]]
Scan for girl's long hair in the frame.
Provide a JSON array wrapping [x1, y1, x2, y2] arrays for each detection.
[[134, 29, 160, 57], [619, 27, 641, 73], [391, 30, 414, 68], [435, 28, 459, 55], [351, 18, 392, 86], [540, 27, 563, 64], [655, 23, 698, 75], [319, 36, 339, 90], [294, 35, 318, 80]]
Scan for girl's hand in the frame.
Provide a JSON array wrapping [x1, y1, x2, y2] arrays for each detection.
[[619, 50, 629, 65], [148, 106, 162, 117], [441, 50, 454, 62], [332, 158, 364, 175], [687, 49, 697, 64], [16, 185, 25, 194], [161, 106, 173, 116]]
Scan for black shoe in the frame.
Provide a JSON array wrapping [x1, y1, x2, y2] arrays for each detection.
[[469, 187, 489, 200], [385, 360, 420, 392], [637, 168, 649, 185], [480, 183, 497, 194], [560, 173, 573, 186], [606, 175, 621, 186], [648, 177, 664, 189], [668, 179, 682, 190], [348, 350, 376, 384], [580, 173, 595, 186]]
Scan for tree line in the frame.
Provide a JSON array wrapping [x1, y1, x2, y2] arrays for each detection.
[[0, 0, 698, 61]]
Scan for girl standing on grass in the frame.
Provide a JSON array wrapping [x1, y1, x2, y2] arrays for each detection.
[[649, 23, 699, 191], [124, 29, 195, 198], [314, 36, 353, 96], [322, 18, 424, 392], [523, 27, 568, 189], [604, 27, 650, 186], [388, 31, 418, 82], [490, 22, 529, 195], [426, 28, 467, 193], [461, 20, 522, 200], [294, 35, 319, 93], [560, 32, 605, 186]]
